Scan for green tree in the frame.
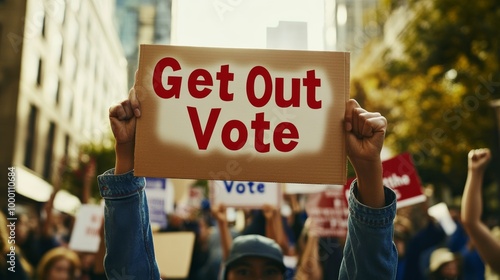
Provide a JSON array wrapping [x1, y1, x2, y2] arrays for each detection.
[[352, 0, 500, 198], [62, 140, 116, 203]]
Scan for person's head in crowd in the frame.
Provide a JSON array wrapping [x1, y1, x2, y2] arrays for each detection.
[[1, 211, 34, 278], [224, 234, 285, 280], [393, 215, 412, 258], [37, 247, 81, 280], [428, 247, 461, 280]]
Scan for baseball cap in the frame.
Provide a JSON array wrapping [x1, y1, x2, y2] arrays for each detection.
[[224, 234, 285, 279], [429, 247, 457, 272]]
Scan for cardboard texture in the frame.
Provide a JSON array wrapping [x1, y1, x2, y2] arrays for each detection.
[[153, 232, 196, 278], [135, 45, 349, 184]]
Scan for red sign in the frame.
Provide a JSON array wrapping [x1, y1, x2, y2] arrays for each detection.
[[305, 186, 348, 237], [344, 153, 426, 208]]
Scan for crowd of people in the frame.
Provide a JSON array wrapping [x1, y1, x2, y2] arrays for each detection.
[[1, 84, 499, 279], [0, 185, 107, 280]]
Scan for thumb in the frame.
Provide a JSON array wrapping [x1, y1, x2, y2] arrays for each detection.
[[345, 99, 361, 132]]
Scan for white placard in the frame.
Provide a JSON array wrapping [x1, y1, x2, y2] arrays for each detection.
[[428, 202, 457, 236], [211, 180, 281, 208], [69, 204, 103, 252], [285, 183, 333, 194]]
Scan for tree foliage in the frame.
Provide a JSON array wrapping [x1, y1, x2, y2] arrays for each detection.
[[62, 140, 116, 203], [353, 0, 500, 197]]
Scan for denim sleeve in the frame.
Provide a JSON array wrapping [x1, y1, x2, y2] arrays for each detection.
[[338, 180, 398, 280], [97, 169, 160, 280]]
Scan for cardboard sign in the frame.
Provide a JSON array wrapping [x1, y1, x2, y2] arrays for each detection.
[[153, 232, 196, 278], [305, 186, 348, 237], [134, 45, 349, 184], [69, 204, 103, 253], [210, 180, 281, 208], [344, 152, 426, 208]]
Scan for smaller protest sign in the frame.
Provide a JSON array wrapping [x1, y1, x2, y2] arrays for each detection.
[[145, 177, 175, 230], [284, 183, 329, 194], [381, 152, 426, 208], [305, 186, 348, 237], [69, 204, 103, 253], [210, 180, 281, 208], [344, 153, 426, 209], [153, 232, 196, 279], [428, 202, 457, 236]]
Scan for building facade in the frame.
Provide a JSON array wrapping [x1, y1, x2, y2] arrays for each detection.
[[0, 0, 127, 211], [114, 0, 171, 89]]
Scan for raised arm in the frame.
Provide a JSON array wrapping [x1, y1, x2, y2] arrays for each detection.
[[295, 219, 323, 280], [212, 204, 232, 260], [98, 87, 160, 280], [461, 148, 500, 271], [339, 99, 397, 279], [344, 99, 386, 208], [263, 204, 289, 254]]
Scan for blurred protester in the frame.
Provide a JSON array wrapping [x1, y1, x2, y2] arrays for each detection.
[[78, 220, 106, 280], [36, 247, 81, 280], [428, 247, 462, 280], [402, 203, 447, 280], [0, 211, 32, 279], [17, 162, 68, 271], [446, 207, 485, 280], [458, 240, 485, 280], [188, 212, 213, 280], [294, 219, 322, 280], [394, 215, 412, 280], [461, 148, 500, 278]]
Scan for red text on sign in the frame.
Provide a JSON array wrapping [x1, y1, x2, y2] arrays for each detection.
[[187, 107, 299, 152]]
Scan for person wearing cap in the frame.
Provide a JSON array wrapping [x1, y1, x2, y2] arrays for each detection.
[[222, 234, 286, 280], [428, 247, 461, 280], [97, 87, 398, 279]]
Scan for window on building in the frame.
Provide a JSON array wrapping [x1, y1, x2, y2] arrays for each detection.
[[68, 95, 74, 119], [36, 59, 43, 86], [24, 105, 38, 169], [61, 2, 67, 25], [41, 13, 46, 37], [60, 44, 64, 65], [43, 122, 56, 180], [55, 80, 61, 104], [64, 134, 70, 157]]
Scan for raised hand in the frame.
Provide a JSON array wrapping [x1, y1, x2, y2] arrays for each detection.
[[344, 99, 387, 165], [109, 88, 142, 174], [344, 99, 387, 208], [468, 148, 491, 173]]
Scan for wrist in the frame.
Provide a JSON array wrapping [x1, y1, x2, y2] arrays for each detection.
[[115, 142, 135, 174], [217, 219, 228, 227], [352, 159, 385, 208], [468, 167, 486, 175], [351, 158, 382, 176]]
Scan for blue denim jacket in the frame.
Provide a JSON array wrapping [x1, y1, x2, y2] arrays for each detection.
[[98, 169, 397, 280]]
